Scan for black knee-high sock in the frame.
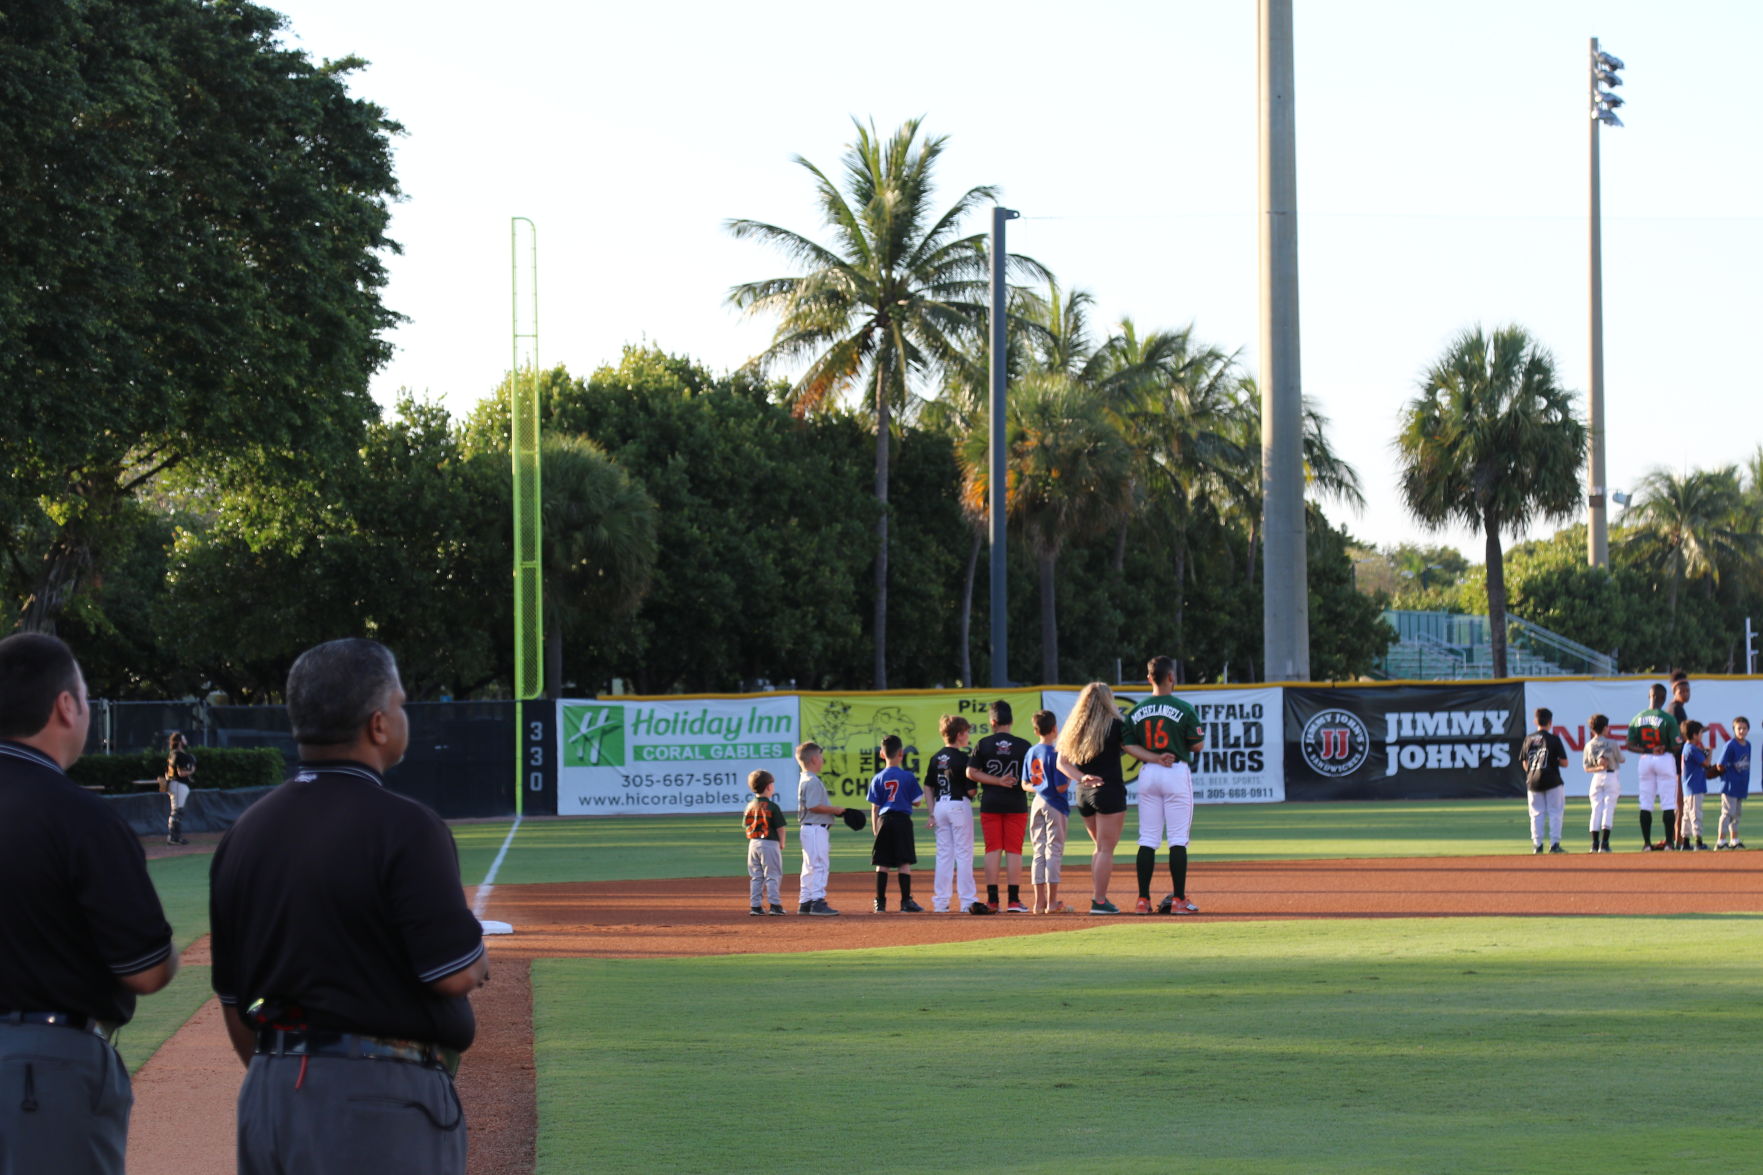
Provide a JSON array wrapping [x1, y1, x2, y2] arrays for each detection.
[[1601, 828, 1611, 852], [876, 871, 888, 902], [1590, 830, 1600, 852], [898, 873, 913, 899], [1663, 811, 1677, 846], [1640, 810, 1653, 843], [1136, 845, 1156, 899], [1168, 845, 1188, 899], [986, 884, 999, 905], [1006, 884, 1020, 904]]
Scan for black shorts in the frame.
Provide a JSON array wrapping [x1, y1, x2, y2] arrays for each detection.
[[870, 810, 917, 868], [1077, 782, 1127, 818]]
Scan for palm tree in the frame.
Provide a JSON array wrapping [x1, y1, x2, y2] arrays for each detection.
[[541, 436, 658, 698], [1621, 467, 1755, 634], [1230, 387, 1366, 588], [960, 372, 1132, 683], [726, 118, 1045, 687], [1396, 325, 1585, 677]]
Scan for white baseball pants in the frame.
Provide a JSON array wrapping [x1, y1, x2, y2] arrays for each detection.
[[1587, 773, 1620, 831], [1528, 786, 1565, 846], [1719, 795, 1743, 843], [1636, 754, 1676, 811], [932, 798, 976, 911], [797, 823, 831, 903], [1136, 762, 1194, 849], [1679, 793, 1705, 841]]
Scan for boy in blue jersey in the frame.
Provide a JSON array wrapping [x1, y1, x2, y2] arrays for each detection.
[[1024, 710, 1071, 914], [1712, 716, 1751, 849], [867, 734, 925, 912], [1677, 720, 1711, 850]]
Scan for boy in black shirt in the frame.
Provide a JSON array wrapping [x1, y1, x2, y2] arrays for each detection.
[[1520, 707, 1570, 853], [969, 700, 1034, 912]]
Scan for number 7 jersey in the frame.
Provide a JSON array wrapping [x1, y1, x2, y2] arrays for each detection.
[[1126, 695, 1203, 767]]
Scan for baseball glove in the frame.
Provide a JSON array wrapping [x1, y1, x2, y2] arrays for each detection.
[[841, 808, 867, 832]]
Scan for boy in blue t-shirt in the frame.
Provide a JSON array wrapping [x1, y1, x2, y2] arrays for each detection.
[[1712, 716, 1751, 850], [867, 734, 925, 912], [1024, 710, 1071, 914], [1678, 720, 1711, 850]]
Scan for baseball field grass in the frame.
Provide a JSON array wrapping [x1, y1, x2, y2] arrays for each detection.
[[453, 798, 1542, 888], [530, 917, 1763, 1174], [123, 853, 218, 1073]]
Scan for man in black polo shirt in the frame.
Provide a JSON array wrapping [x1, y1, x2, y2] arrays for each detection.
[[210, 638, 488, 1175], [0, 633, 178, 1174]]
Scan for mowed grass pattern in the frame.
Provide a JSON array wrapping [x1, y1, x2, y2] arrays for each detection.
[[534, 917, 1763, 1174], [457, 799, 1545, 889]]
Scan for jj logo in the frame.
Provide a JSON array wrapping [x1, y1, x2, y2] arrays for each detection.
[[1300, 709, 1370, 777]]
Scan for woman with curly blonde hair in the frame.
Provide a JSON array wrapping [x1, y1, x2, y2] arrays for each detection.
[[1056, 682, 1164, 914]]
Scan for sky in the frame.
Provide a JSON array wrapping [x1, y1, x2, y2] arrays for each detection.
[[268, 0, 1762, 559]]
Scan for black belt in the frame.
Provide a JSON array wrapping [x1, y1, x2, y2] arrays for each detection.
[[254, 1028, 461, 1077], [1, 1009, 120, 1045]]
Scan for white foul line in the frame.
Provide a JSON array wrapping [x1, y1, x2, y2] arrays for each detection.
[[472, 814, 523, 919]]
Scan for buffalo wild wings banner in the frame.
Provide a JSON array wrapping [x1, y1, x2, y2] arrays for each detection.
[[556, 697, 800, 814], [1039, 687, 1285, 804], [1284, 683, 1525, 800]]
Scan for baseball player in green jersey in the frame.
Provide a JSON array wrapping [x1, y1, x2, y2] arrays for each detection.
[[1128, 655, 1206, 914], [1627, 682, 1682, 851]]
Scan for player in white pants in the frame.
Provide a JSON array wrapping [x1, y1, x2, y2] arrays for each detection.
[[1636, 752, 1677, 849], [932, 795, 978, 912], [1582, 714, 1624, 853], [1136, 761, 1194, 899]]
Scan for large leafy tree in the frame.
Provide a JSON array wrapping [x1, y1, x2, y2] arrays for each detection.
[[0, 0, 401, 632], [1396, 325, 1585, 677], [726, 118, 1045, 687]]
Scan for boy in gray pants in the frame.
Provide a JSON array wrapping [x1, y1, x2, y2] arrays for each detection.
[[743, 770, 787, 915]]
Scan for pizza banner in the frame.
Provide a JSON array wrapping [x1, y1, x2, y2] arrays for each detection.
[[1284, 683, 1526, 800], [1522, 678, 1761, 798], [556, 697, 800, 814], [798, 690, 1045, 805], [1039, 687, 1285, 804]]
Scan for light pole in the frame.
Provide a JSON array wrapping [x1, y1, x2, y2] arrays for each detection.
[[1586, 38, 1624, 567], [989, 205, 1019, 689]]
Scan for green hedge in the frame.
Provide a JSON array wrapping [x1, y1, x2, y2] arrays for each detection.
[[69, 747, 285, 795]]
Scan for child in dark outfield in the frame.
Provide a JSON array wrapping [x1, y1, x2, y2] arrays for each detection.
[[1677, 721, 1712, 850], [867, 734, 925, 912], [742, 770, 787, 915], [1711, 717, 1751, 850]]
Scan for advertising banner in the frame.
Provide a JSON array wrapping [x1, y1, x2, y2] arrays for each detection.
[[1523, 678, 1762, 798], [556, 696, 800, 815], [1284, 683, 1525, 800], [798, 690, 1044, 805], [1040, 687, 1285, 804]]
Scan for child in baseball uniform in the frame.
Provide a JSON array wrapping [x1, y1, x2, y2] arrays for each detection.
[[924, 714, 988, 915], [867, 734, 924, 912], [1582, 713, 1624, 853], [1024, 710, 1071, 914], [1713, 717, 1750, 849], [795, 741, 849, 916], [742, 771, 787, 916], [1678, 720, 1711, 850]]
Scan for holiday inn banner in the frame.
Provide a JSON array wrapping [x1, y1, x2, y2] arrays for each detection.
[[556, 697, 800, 814]]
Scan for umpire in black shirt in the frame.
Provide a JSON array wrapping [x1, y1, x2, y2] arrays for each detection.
[[0, 633, 178, 1175], [210, 638, 488, 1175]]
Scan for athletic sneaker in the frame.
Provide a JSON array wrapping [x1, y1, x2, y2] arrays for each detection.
[[873, 900, 887, 913], [1641, 843, 1656, 852], [1695, 842, 1711, 851], [968, 901, 997, 915], [1533, 843, 1544, 854], [1736, 841, 1747, 849], [1005, 901, 1030, 914], [1548, 843, 1565, 854], [808, 899, 841, 917], [1134, 897, 1153, 915], [769, 905, 786, 916], [798, 902, 813, 914], [900, 899, 926, 913], [986, 901, 1000, 913], [748, 906, 764, 916], [1167, 898, 1200, 915], [1088, 899, 1121, 915]]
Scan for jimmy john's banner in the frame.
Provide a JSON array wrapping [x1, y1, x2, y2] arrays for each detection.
[[1522, 678, 1758, 798], [1284, 683, 1525, 799], [1040, 687, 1285, 804], [556, 697, 800, 814], [798, 690, 1045, 804]]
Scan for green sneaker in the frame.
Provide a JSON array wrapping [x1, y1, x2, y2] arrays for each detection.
[[1088, 899, 1120, 915]]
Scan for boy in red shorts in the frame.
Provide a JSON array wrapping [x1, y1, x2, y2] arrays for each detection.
[[968, 700, 1034, 912]]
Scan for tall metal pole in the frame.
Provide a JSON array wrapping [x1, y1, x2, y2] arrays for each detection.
[[989, 205, 1018, 689], [1258, 0, 1310, 682], [1586, 37, 1610, 566]]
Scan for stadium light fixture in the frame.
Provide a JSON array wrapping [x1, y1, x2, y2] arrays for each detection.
[[1586, 38, 1625, 569]]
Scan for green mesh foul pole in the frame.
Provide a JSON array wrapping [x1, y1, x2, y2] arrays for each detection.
[[511, 217, 541, 816]]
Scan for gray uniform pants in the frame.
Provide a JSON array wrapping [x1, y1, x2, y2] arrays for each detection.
[[0, 1021, 131, 1175], [238, 1054, 466, 1175]]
